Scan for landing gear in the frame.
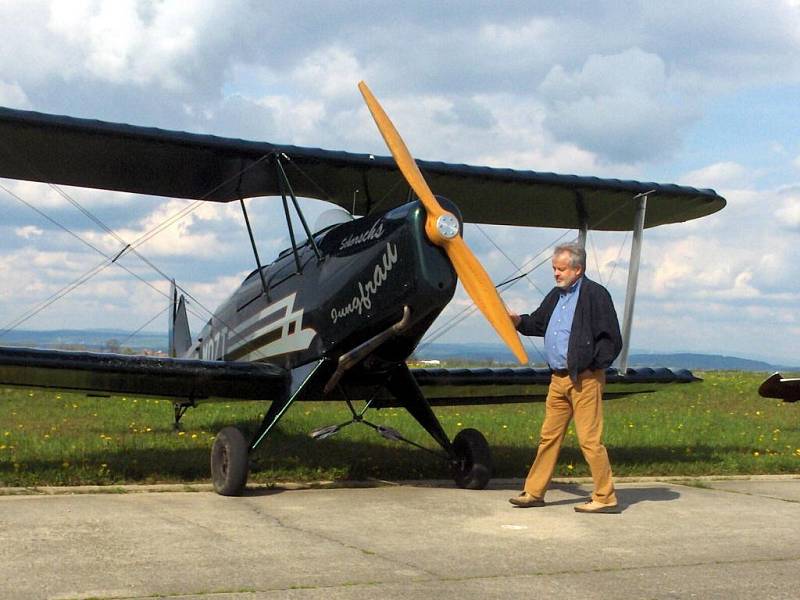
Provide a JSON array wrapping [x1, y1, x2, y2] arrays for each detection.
[[210, 426, 249, 496], [172, 400, 195, 430], [451, 428, 492, 490]]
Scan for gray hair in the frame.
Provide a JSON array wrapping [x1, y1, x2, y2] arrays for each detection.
[[553, 242, 586, 270]]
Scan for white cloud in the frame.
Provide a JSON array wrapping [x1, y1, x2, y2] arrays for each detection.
[[253, 96, 327, 142], [0, 81, 30, 108], [680, 162, 753, 190], [81, 199, 238, 259], [0, 180, 138, 210], [539, 48, 699, 163], [40, 0, 242, 93], [292, 46, 364, 98], [776, 196, 800, 228], [15, 225, 42, 239]]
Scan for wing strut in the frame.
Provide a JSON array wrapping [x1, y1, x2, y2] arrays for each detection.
[[239, 197, 270, 299], [575, 191, 589, 248], [617, 190, 653, 372], [275, 155, 321, 272]]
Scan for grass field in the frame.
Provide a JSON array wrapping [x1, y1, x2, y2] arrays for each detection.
[[1, 371, 798, 488]]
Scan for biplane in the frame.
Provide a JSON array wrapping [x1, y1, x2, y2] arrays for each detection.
[[0, 82, 725, 495]]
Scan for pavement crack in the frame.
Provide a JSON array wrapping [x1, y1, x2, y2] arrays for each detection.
[[672, 481, 800, 503], [54, 555, 800, 599], [240, 498, 439, 579]]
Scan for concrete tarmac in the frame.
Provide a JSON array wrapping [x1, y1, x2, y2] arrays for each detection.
[[1, 477, 799, 599]]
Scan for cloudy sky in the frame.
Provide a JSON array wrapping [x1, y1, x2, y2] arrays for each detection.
[[0, 0, 798, 365]]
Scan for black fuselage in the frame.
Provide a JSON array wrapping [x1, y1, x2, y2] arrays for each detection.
[[190, 200, 457, 374]]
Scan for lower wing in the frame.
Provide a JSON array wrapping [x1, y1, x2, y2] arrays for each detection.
[[0, 346, 697, 406], [0, 346, 288, 402], [338, 366, 699, 407]]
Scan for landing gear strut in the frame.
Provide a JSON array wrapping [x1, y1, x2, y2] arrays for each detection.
[[172, 400, 195, 430]]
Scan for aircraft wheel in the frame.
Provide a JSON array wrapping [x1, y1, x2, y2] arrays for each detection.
[[211, 426, 249, 496], [451, 428, 492, 490]]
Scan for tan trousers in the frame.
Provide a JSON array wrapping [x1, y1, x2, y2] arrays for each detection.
[[523, 369, 617, 504]]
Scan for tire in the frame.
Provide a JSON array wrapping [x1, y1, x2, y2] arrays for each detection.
[[451, 428, 492, 490], [210, 426, 249, 496]]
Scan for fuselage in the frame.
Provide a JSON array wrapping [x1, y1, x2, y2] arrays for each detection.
[[187, 200, 458, 371]]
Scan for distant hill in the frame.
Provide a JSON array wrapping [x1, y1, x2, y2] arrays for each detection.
[[0, 329, 167, 352], [625, 353, 790, 372], [412, 343, 797, 372]]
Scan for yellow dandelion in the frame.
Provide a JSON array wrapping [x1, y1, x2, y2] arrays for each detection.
[[567, 464, 574, 471], [191, 433, 197, 439], [753, 451, 760, 457], [456, 422, 462, 427]]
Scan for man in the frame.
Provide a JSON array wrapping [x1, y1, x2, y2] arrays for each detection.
[[508, 242, 622, 513]]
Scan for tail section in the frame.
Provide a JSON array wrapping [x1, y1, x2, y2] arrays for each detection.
[[169, 280, 192, 357]]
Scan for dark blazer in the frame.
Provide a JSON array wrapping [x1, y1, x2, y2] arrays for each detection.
[[516, 276, 623, 381]]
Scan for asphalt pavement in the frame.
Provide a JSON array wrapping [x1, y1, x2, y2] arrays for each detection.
[[1, 476, 799, 599]]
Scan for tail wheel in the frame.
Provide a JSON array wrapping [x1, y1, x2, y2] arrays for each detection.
[[451, 428, 492, 490], [211, 426, 249, 496]]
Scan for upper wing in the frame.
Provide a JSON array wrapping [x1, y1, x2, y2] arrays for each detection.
[[0, 106, 724, 231], [0, 346, 288, 402]]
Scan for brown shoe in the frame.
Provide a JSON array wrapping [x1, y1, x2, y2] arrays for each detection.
[[574, 500, 619, 513], [509, 492, 545, 507]]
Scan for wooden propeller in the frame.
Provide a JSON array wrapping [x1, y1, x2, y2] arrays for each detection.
[[358, 81, 527, 365]]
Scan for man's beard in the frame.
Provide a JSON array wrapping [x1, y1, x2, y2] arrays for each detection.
[[555, 276, 577, 289]]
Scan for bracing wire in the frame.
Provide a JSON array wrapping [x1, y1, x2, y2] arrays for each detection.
[[0, 153, 276, 348], [416, 193, 647, 360], [119, 304, 171, 349], [589, 230, 605, 287], [418, 227, 572, 353]]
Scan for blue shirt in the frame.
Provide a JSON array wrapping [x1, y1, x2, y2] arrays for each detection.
[[544, 277, 582, 369]]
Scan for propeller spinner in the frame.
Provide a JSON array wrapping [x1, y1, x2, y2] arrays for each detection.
[[358, 81, 528, 365]]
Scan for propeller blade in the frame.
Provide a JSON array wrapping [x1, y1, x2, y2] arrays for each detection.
[[358, 80, 528, 365], [358, 81, 444, 221], [447, 236, 528, 364]]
